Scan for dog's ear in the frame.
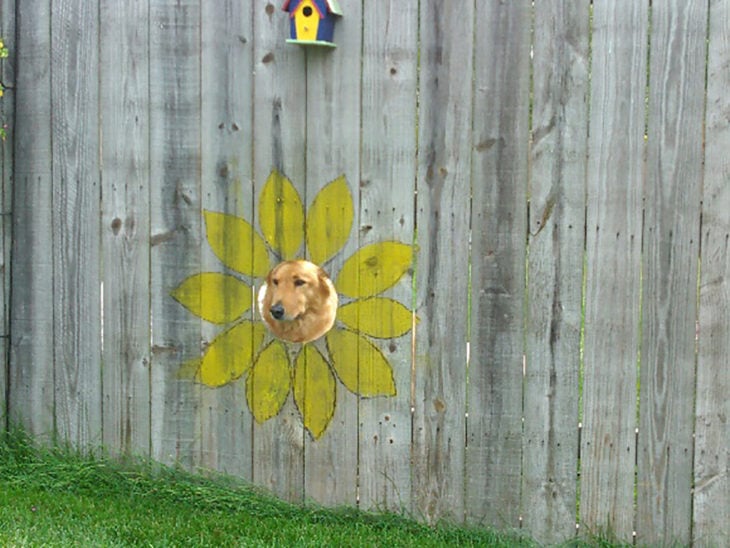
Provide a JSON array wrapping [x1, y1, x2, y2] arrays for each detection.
[[317, 267, 333, 297]]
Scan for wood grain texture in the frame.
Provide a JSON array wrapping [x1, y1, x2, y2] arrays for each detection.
[[466, 0, 531, 529], [251, 1, 306, 503], [580, 2, 647, 540], [198, 0, 254, 480], [523, 2, 588, 543], [638, 1, 708, 544], [51, 0, 102, 450], [693, 1, 730, 545], [301, 6, 362, 507], [149, 0, 202, 468], [52, 0, 103, 448], [0, 0, 15, 424], [412, 0, 473, 524], [100, 0, 151, 459], [358, 0, 418, 513], [9, 0, 55, 440]]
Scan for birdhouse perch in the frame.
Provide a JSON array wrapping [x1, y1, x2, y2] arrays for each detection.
[[282, 0, 342, 48]]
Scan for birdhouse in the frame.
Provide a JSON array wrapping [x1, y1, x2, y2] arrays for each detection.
[[282, 0, 342, 48]]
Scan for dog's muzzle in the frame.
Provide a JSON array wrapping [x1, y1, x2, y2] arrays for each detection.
[[270, 302, 285, 320]]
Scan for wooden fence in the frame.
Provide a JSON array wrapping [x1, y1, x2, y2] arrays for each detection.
[[1, 1, 728, 545]]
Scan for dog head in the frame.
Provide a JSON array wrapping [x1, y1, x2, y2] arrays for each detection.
[[258, 260, 337, 343]]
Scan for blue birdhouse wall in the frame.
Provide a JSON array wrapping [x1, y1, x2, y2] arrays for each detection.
[[282, 0, 342, 47]]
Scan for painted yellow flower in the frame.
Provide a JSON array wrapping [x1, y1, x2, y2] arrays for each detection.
[[171, 169, 414, 439]]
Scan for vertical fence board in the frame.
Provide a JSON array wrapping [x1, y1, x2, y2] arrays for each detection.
[[523, 1, 588, 543], [251, 2, 306, 502], [466, 0, 531, 529], [581, 2, 647, 540], [358, 0, 418, 513], [0, 0, 15, 423], [198, 0, 254, 479], [51, 0, 102, 448], [100, 0, 151, 458], [302, 9, 362, 506], [638, 2, 708, 545], [694, 2, 730, 543], [9, 0, 54, 439], [149, 0, 201, 467], [412, 0, 473, 524]]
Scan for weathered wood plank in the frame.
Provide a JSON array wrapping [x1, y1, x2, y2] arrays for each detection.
[[251, 2, 306, 502], [9, 0, 55, 440], [149, 0, 202, 468], [580, 2, 647, 540], [358, 0, 418, 513], [412, 0, 473, 525], [523, 1, 588, 543], [198, 0, 255, 479], [638, 1, 708, 544], [301, 8, 362, 507], [99, 0, 151, 459], [694, 3, 730, 544], [466, 0, 531, 529], [50, 0, 102, 449], [0, 0, 15, 424]]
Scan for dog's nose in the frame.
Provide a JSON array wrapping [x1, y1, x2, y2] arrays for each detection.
[[270, 303, 285, 320]]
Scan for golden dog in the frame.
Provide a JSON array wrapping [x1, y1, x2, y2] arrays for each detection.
[[257, 260, 338, 343]]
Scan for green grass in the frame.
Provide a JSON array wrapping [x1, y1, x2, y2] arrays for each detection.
[[0, 429, 534, 547], [0, 429, 634, 547]]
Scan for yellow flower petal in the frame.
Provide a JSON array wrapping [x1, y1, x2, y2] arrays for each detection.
[[335, 241, 413, 298], [204, 211, 270, 278], [337, 297, 414, 339], [259, 169, 304, 260], [293, 345, 336, 439], [305, 175, 354, 265], [327, 329, 396, 397], [198, 321, 265, 387], [170, 272, 252, 324], [246, 342, 291, 422]]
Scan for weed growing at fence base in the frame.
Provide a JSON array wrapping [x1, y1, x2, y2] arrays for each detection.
[[0, 429, 533, 547]]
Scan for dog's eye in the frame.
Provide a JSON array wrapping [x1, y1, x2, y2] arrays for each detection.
[[272, 279, 279, 286], [294, 279, 306, 287]]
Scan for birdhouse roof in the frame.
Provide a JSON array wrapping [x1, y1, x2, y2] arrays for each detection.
[[282, 0, 342, 17]]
